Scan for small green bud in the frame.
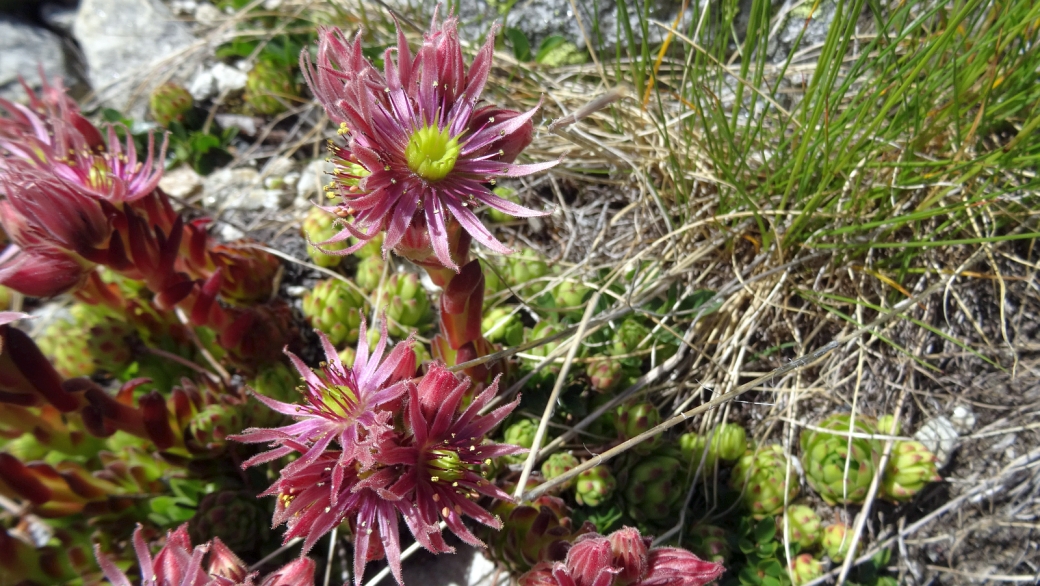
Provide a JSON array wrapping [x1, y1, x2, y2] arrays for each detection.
[[244, 59, 299, 116], [302, 279, 367, 347], [783, 504, 822, 550], [709, 422, 747, 461], [149, 82, 193, 127], [355, 255, 386, 292], [540, 452, 580, 491], [611, 318, 650, 356], [302, 207, 347, 268], [575, 465, 616, 507], [586, 359, 623, 392], [482, 307, 524, 347], [488, 186, 521, 223]]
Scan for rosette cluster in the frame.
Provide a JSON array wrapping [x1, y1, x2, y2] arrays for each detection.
[[232, 319, 524, 585], [302, 12, 554, 270]]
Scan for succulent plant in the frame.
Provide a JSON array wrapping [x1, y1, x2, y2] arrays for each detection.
[[575, 465, 616, 507], [381, 272, 430, 337], [680, 433, 716, 476], [623, 452, 684, 522], [83, 315, 135, 375], [249, 362, 298, 404], [0, 284, 11, 309], [877, 414, 901, 435], [36, 319, 95, 379], [483, 306, 524, 346], [488, 186, 522, 223], [302, 278, 367, 347], [486, 492, 596, 574], [709, 422, 748, 461], [686, 524, 730, 563], [782, 505, 821, 550], [505, 249, 550, 296], [586, 359, 623, 392], [503, 418, 540, 464], [351, 232, 384, 259], [800, 413, 880, 505], [188, 490, 271, 558], [355, 255, 386, 292], [788, 553, 822, 585], [527, 320, 561, 357], [880, 441, 941, 502], [338, 346, 356, 368], [541, 452, 580, 491], [730, 444, 799, 519], [302, 207, 347, 267], [244, 59, 300, 115], [615, 402, 661, 453], [612, 318, 650, 356], [821, 523, 857, 563], [188, 402, 245, 450], [553, 280, 590, 314], [149, 82, 194, 127]]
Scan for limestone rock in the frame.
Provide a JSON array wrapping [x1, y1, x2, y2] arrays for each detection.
[[73, 0, 197, 114], [0, 16, 69, 102]]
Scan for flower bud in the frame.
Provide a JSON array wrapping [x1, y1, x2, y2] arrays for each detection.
[[608, 526, 650, 586]]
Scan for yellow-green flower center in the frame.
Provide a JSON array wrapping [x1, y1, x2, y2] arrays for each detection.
[[404, 126, 460, 182], [427, 448, 466, 483], [88, 158, 112, 190], [320, 384, 360, 419]]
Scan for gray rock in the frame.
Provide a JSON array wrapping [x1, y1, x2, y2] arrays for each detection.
[[296, 158, 336, 207], [390, 0, 689, 52], [41, 2, 78, 33], [158, 165, 204, 199], [203, 167, 291, 212], [0, 16, 70, 102], [73, 0, 197, 114], [187, 62, 248, 101]]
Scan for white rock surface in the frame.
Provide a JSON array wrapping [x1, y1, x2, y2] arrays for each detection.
[[914, 416, 960, 467], [296, 158, 336, 206], [187, 62, 249, 101], [158, 165, 204, 199], [203, 167, 291, 211], [73, 0, 197, 114], [0, 16, 70, 102]]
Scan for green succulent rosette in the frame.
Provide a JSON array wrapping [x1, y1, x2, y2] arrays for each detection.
[[686, 524, 731, 563], [586, 359, 622, 392], [37, 319, 95, 379], [552, 280, 590, 317], [503, 419, 539, 464], [351, 232, 384, 259], [540, 452, 580, 491], [149, 82, 194, 127], [487, 186, 522, 223], [880, 440, 940, 502], [188, 490, 271, 558], [710, 422, 748, 461], [800, 413, 880, 505], [189, 403, 245, 451], [527, 320, 561, 357], [249, 362, 298, 404], [821, 523, 857, 563], [486, 492, 595, 574], [355, 255, 386, 292], [622, 451, 683, 522], [611, 318, 650, 356], [302, 207, 347, 268], [729, 444, 799, 519], [789, 553, 822, 585], [680, 432, 716, 473], [782, 504, 821, 550], [302, 278, 367, 347], [505, 249, 550, 297], [380, 272, 430, 337], [244, 59, 299, 115], [877, 414, 901, 435], [574, 465, 616, 507], [614, 402, 660, 453], [483, 306, 524, 346]]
